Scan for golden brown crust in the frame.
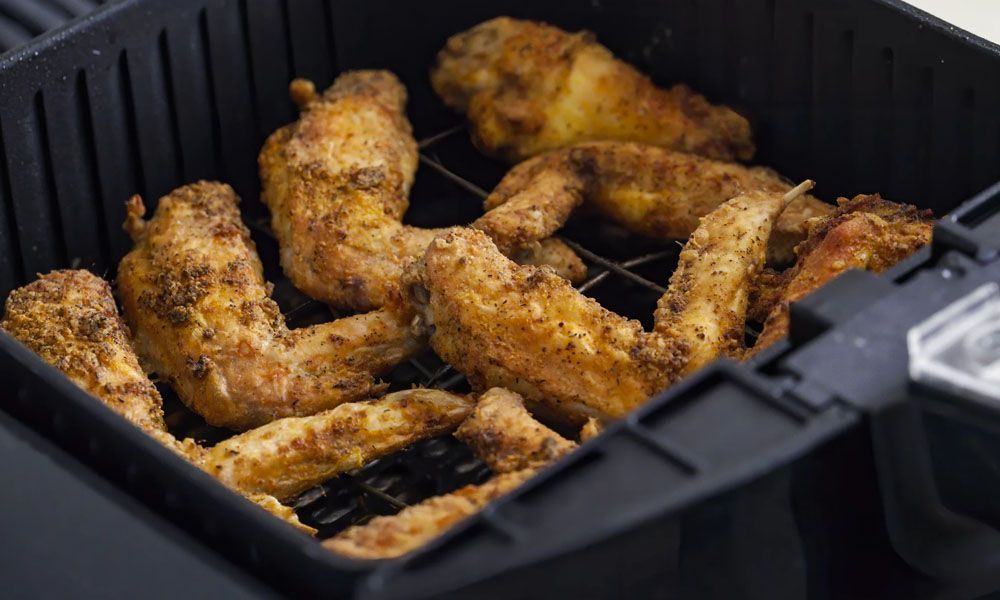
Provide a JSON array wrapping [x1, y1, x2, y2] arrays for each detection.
[[405, 228, 684, 424], [654, 189, 797, 374], [1, 270, 312, 532], [747, 195, 933, 356], [747, 268, 786, 324], [258, 71, 585, 313], [117, 181, 422, 431], [476, 141, 832, 263], [3, 270, 167, 433], [432, 17, 755, 162], [200, 389, 474, 501], [324, 469, 532, 559], [455, 388, 576, 473], [407, 185, 801, 422]]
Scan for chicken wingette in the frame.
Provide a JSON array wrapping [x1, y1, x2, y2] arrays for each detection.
[[432, 17, 754, 163], [747, 194, 933, 356], [475, 141, 833, 265], [324, 388, 575, 559], [405, 182, 813, 423], [201, 388, 475, 502], [324, 469, 533, 559], [0, 269, 305, 531], [258, 71, 585, 313], [117, 181, 421, 431], [455, 387, 577, 474]]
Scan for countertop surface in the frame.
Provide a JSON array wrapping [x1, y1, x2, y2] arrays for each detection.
[[905, 0, 1000, 44]]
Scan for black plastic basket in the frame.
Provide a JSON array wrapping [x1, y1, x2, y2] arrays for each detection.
[[1, 0, 999, 598]]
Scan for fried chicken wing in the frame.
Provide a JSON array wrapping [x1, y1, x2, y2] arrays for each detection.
[[455, 387, 577, 474], [406, 183, 812, 423], [324, 469, 533, 559], [201, 388, 474, 501], [259, 71, 584, 313], [432, 17, 754, 163], [475, 142, 832, 264], [0, 270, 308, 532], [325, 387, 577, 559], [117, 181, 421, 431], [3, 270, 173, 438], [405, 228, 680, 424], [747, 194, 933, 356], [655, 182, 814, 374]]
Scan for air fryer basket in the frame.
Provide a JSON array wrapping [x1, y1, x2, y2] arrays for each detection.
[[0, 0, 998, 597]]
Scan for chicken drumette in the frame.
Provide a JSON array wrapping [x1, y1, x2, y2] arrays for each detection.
[[432, 17, 754, 163], [117, 181, 422, 430], [258, 71, 585, 313]]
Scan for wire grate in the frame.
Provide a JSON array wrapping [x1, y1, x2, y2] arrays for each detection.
[[163, 124, 686, 539]]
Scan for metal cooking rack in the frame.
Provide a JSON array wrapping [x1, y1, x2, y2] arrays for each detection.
[[164, 124, 687, 539]]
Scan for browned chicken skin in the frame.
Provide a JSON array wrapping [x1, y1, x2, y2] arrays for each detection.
[[747, 194, 933, 356], [405, 228, 681, 424], [455, 387, 577, 474], [117, 181, 422, 431], [432, 17, 755, 163], [324, 468, 533, 559], [325, 388, 576, 559], [475, 142, 833, 264], [4, 270, 476, 534], [0, 270, 308, 531], [3, 270, 174, 439], [202, 388, 475, 502], [656, 183, 813, 375], [259, 71, 584, 313], [404, 183, 809, 424]]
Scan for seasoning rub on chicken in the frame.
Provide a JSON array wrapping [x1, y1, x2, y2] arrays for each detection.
[[3, 270, 476, 534], [475, 141, 833, 265], [325, 388, 576, 559], [259, 71, 585, 313], [405, 182, 813, 424], [746, 194, 933, 356], [117, 181, 422, 431], [0, 269, 306, 531], [432, 17, 754, 163]]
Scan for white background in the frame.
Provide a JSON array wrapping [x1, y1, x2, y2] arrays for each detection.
[[905, 0, 1000, 44]]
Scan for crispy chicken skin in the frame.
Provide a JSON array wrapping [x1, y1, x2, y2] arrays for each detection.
[[655, 185, 812, 375], [404, 228, 682, 424], [475, 142, 832, 264], [406, 184, 810, 423], [0, 270, 309, 531], [432, 17, 754, 163], [747, 195, 933, 356], [325, 388, 576, 559], [202, 389, 474, 501], [3, 270, 172, 436], [324, 469, 533, 559], [455, 387, 577, 474], [117, 181, 421, 431], [259, 71, 584, 312]]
